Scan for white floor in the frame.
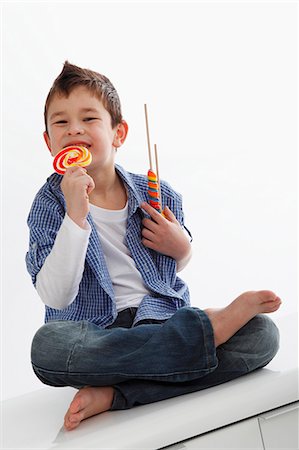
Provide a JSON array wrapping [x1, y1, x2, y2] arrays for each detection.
[[1, 314, 298, 450]]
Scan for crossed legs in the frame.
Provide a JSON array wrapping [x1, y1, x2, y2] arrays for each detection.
[[61, 290, 281, 430]]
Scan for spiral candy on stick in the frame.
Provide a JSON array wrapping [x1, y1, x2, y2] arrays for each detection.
[[147, 144, 163, 211], [144, 104, 162, 213], [53, 145, 92, 174]]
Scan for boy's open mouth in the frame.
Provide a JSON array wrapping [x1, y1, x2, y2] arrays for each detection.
[[64, 142, 91, 149]]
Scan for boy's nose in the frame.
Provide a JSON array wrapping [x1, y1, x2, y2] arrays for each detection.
[[67, 129, 85, 136], [67, 125, 85, 136]]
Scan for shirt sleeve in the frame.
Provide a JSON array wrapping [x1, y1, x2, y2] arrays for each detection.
[[35, 214, 91, 309], [176, 248, 192, 272], [159, 179, 193, 273]]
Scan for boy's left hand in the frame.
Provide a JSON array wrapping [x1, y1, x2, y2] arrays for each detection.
[[141, 202, 191, 264]]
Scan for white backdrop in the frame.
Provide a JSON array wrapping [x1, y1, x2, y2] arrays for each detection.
[[2, 1, 297, 401]]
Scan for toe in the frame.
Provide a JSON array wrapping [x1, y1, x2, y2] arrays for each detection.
[[64, 412, 82, 431], [69, 395, 83, 414], [259, 290, 279, 303]]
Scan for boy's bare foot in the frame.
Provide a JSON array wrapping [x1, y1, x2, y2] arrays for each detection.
[[64, 386, 114, 431], [205, 290, 281, 347]]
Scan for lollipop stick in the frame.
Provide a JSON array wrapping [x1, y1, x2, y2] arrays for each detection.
[[154, 144, 162, 209], [144, 104, 153, 171]]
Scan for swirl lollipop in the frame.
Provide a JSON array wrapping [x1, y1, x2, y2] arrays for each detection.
[[53, 145, 92, 174]]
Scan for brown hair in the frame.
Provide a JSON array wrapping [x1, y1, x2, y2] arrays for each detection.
[[44, 61, 123, 132]]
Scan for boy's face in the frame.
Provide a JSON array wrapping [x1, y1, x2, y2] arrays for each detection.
[[44, 86, 127, 171]]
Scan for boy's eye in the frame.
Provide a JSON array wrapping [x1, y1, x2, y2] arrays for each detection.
[[83, 117, 98, 122], [54, 120, 67, 125]]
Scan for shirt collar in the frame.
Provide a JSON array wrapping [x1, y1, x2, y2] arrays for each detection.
[[48, 165, 143, 218], [115, 164, 143, 218]]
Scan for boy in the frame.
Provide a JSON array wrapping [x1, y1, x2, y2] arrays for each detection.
[[26, 61, 281, 431]]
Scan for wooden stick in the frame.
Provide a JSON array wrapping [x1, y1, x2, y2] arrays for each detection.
[[144, 104, 153, 171], [154, 143, 162, 209], [154, 144, 160, 182]]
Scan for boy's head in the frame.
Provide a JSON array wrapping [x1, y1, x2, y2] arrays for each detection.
[[44, 61, 123, 133]]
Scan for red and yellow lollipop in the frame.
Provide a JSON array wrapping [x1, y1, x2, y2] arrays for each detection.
[[147, 169, 161, 212], [53, 145, 92, 174]]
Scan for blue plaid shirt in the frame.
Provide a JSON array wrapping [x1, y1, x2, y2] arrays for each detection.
[[26, 164, 191, 327]]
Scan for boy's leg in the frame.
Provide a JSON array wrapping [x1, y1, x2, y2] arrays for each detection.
[[31, 306, 217, 388], [31, 290, 281, 429], [32, 290, 280, 389], [111, 314, 280, 409], [32, 306, 216, 431]]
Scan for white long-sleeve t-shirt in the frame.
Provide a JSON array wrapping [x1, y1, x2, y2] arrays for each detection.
[[36, 203, 150, 311]]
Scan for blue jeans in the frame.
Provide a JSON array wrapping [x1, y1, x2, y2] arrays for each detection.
[[31, 307, 279, 410]]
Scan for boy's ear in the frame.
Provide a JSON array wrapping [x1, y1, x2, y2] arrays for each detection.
[[113, 120, 129, 148], [43, 131, 53, 155]]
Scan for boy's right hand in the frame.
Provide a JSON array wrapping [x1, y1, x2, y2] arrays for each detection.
[[61, 166, 95, 229]]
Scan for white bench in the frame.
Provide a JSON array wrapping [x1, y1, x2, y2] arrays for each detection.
[[2, 314, 298, 449]]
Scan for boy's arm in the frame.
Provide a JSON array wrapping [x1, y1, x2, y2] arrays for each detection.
[[26, 168, 93, 309], [141, 202, 192, 272], [35, 215, 90, 309]]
